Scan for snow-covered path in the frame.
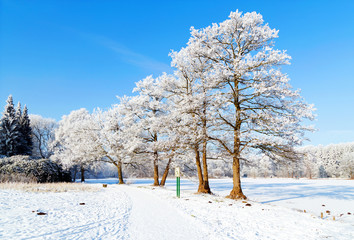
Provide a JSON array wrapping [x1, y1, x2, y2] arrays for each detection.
[[121, 185, 210, 240]]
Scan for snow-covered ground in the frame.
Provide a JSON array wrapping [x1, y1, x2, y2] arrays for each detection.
[[0, 178, 353, 239]]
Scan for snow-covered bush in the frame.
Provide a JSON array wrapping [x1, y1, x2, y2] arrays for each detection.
[[339, 152, 354, 179], [0, 155, 71, 183]]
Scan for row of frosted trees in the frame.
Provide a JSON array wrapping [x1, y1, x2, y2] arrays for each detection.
[[235, 142, 354, 179], [52, 10, 315, 199], [299, 143, 354, 179]]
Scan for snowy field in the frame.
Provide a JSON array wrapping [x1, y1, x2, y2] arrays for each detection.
[[0, 178, 353, 240]]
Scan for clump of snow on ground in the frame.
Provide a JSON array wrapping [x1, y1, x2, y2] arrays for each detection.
[[0, 178, 353, 240]]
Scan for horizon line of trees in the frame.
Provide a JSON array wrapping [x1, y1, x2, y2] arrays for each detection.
[[0, 102, 353, 186]]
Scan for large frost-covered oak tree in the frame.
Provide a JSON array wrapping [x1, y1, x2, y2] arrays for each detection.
[[119, 75, 176, 186], [182, 10, 315, 199], [91, 106, 131, 184], [169, 45, 217, 193]]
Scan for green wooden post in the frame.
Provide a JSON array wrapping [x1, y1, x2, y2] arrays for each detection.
[[175, 167, 180, 198], [177, 176, 180, 197]]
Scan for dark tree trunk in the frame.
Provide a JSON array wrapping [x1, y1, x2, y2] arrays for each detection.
[[117, 161, 124, 184], [153, 151, 159, 186], [160, 158, 172, 186], [199, 140, 211, 193], [194, 146, 204, 192], [199, 97, 211, 194], [228, 157, 246, 199], [72, 167, 78, 182], [106, 155, 125, 184], [228, 90, 246, 199], [37, 135, 45, 158], [80, 165, 85, 183]]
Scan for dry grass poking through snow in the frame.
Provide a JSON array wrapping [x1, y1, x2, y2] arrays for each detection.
[[0, 182, 99, 192]]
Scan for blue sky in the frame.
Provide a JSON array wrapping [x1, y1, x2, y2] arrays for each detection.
[[1, 0, 353, 146]]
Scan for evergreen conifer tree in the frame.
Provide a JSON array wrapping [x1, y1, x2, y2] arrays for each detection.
[[18, 105, 33, 155], [0, 95, 22, 156], [15, 102, 22, 122], [14, 102, 25, 155]]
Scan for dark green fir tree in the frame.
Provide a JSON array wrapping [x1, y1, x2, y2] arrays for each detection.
[[18, 105, 33, 155], [0, 95, 21, 156]]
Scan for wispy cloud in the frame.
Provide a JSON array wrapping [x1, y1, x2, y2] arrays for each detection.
[[327, 130, 354, 135], [97, 36, 171, 73], [66, 28, 172, 73]]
